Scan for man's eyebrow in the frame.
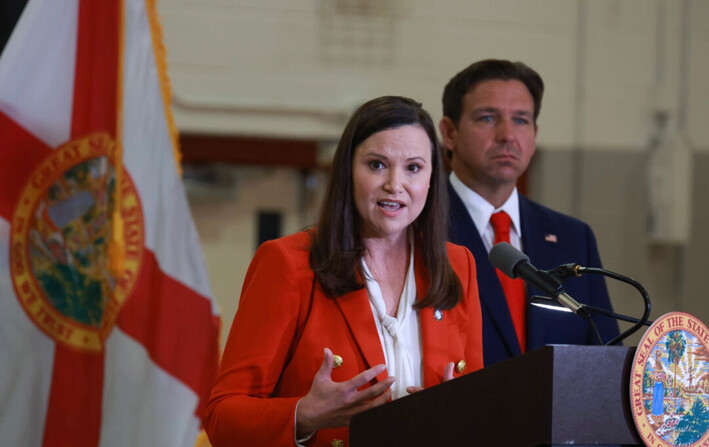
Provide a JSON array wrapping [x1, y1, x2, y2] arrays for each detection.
[[471, 106, 499, 114], [470, 107, 533, 117]]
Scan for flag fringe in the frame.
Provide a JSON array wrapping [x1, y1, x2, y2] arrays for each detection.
[[146, 0, 182, 176]]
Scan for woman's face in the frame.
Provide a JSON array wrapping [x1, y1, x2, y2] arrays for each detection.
[[352, 124, 432, 240]]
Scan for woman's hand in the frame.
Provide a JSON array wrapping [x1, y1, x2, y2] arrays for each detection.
[[296, 348, 395, 438], [405, 361, 455, 395]]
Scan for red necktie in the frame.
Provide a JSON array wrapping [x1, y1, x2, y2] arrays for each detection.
[[490, 211, 526, 352]]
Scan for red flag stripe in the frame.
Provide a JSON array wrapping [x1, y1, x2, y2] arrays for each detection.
[[117, 250, 220, 420], [70, 0, 120, 138], [42, 1, 121, 445], [41, 349, 105, 447], [0, 110, 51, 222]]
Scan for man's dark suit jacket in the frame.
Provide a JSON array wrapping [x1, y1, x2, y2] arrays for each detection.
[[448, 182, 621, 366]]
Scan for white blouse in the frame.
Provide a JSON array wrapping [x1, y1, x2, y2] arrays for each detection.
[[361, 239, 422, 400]]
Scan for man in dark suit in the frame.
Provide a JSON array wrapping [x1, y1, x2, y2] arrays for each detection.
[[439, 59, 620, 366]]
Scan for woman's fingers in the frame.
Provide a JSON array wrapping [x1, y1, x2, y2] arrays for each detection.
[[345, 363, 387, 390], [346, 372, 394, 404], [406, 361, 456, 395], [405, 385, 423, 394], [313, 347, 335, 381], [355, 385, 392, 411], [443, 361, 455, 382]]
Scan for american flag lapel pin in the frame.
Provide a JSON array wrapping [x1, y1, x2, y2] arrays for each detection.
[[544, 233, 558, 243]]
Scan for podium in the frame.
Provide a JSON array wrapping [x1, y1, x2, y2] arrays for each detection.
[[350, 345, 642, 446]]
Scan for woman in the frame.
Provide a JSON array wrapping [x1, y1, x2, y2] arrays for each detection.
[[204, 96, 483, 447]]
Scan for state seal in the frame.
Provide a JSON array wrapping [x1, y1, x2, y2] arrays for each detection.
[[10, 133, 144, 352], [630, 311, 709, 446]]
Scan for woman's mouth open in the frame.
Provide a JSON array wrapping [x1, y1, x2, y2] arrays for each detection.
[[378, 200, 404, 213]]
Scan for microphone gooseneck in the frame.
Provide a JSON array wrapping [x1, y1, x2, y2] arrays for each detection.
[[568, 266, 652, 346], [488, 242, 589, 318], [490, 242, 653, 346]]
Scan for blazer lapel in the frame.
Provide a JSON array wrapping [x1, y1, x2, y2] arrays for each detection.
[[413, 249, 450, 387], [333, 287, 387, 379]]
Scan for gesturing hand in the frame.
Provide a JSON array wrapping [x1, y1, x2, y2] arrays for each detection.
[[296, 348, 395, 438]]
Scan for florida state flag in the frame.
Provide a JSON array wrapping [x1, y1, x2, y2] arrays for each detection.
[[0, 1, 221, 446]]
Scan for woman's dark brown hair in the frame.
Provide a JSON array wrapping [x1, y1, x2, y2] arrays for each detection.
[[309, 95, 462, 310]]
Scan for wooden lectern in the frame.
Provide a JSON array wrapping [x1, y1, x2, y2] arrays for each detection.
[[350, 345, 642, 446]]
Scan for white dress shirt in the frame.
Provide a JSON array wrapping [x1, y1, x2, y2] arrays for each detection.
[[449, 171, 523, 252]]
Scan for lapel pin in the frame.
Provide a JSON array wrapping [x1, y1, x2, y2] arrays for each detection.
[[544, 233, 558, 243], [434, 308, 443, 321]]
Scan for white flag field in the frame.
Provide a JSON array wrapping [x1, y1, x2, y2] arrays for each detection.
[[0, 1, 221, 446]]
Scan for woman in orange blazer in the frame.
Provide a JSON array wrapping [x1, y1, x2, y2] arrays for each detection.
[[204, 96, 483, 447]]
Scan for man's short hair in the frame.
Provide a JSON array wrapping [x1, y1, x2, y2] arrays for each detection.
[[442, 59, 545, 126]]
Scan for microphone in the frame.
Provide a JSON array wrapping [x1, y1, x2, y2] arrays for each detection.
[[489, 242, 590, 318]]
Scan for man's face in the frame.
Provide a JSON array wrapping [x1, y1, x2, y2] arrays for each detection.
[[441, 79, 537, 192]]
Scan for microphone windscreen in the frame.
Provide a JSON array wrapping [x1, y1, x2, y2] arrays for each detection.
[[488, 242, 530, 279]]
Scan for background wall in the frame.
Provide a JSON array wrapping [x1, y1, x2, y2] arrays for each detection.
[[156, 0, 709, 347]]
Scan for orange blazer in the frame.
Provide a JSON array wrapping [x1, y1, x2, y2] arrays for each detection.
[[205, 231, 483, 447]]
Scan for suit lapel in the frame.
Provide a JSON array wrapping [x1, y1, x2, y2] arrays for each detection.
[[519, 195, 555, 265], [447, 182, 483, 251], [448, 182, 522, 357], [519, 195, 559, 341]]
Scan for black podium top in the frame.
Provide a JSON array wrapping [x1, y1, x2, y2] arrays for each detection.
[[350, 345, 641, 447]]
